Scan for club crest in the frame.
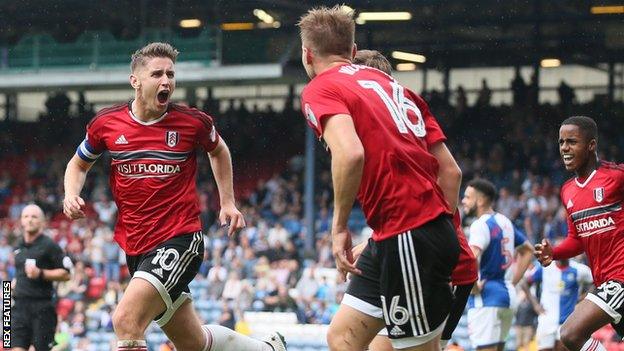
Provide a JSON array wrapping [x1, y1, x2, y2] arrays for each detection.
[[593, 187, 604, 203], [166, 131, 179, 147]]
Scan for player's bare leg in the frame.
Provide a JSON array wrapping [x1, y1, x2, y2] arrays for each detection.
[[559, 299, 611, 351], [554, 340, 567, 351], [327, 304, 388, 351], [112, 277, 167, 349], [368, 335, 393, 351], [162, 298, 284, 351], [160, 299, 206, 350]]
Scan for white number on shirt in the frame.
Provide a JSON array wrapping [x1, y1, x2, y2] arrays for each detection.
[[358, 80, 426, 138]]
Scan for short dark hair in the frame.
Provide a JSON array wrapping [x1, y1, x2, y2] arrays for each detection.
[[561, 116, 598, 142], [467, 178, 497, 203], [353, 50, 392, 75]]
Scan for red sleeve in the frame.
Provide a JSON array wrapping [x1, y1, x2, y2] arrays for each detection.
[[552, 235, 584, 260], [407, 90, 446, 147], [552, 200, 583, 259], [85, 118, 106, 153], [300, 80, 350, 138], [194, 110, 220, 152]]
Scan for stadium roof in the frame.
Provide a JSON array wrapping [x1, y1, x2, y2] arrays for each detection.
[[1, 0, 622, 70]]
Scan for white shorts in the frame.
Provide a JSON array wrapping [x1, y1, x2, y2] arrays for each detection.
[[536, 329, 558, 350], [467, 307, 514, 348], [536, 315, 559, 350]]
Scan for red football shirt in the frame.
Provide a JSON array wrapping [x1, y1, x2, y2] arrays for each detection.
[[451, 212, 478, 285], [77, 102, 219, 255], [560, 161, 624, 285], [301, 64, 452, 241]]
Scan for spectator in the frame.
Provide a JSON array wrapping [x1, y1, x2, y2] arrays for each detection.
[[102, 231, 120, 282], [92, 194, 117, 228]]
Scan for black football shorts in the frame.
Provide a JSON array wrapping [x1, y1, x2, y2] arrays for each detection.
[[126, 231, 204, 326]]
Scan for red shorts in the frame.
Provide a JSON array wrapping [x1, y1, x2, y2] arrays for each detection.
[[451, 212, 478, 285]]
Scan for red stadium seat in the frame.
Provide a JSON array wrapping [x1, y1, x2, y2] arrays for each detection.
[[56, 298, 75, 319], [87, 276, 107, 299]]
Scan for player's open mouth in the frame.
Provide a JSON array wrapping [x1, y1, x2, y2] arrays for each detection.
[[157, 90, 170, 104], [563, 154, 573, 164]]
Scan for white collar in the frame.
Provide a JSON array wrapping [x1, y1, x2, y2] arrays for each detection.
[[128, 102, 167, 126], [575, 169, 597, 188]]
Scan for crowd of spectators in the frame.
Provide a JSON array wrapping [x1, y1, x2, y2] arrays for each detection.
[[1, 81, 624, 349]]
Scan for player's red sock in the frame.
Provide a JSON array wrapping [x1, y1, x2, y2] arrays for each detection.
[[117, 340, 148, 351]]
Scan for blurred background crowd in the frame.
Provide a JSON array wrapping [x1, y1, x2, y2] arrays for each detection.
[[1, 78, 624, 350]]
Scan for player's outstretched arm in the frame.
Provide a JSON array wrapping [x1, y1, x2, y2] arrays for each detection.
[[208, 138, 245, 236], [512, 241, 534, 285], [430, 142, 462, 211], [63, 154, 93, 220], [323, 113, 365, 282]]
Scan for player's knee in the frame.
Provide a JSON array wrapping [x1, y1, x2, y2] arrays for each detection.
[[327, 326, 366, 351], [326, 326, 348, 351], [559, 326, 584, 350], [112, 308, 143, 337]]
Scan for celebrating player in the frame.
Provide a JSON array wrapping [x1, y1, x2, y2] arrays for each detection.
[[535, 116, 624, 351], [351, 49, 477, 350], [299, 7, 461, 351], [462, 179, 534, 351], [63, 42, 286, 351]]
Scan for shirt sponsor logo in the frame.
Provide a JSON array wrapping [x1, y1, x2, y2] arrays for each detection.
[[575, 216, 616, 234], [116, 163, 181, 175]]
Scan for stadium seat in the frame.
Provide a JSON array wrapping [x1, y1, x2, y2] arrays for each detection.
[[56, 298, 74, 320], [87, 276, 107, 299]]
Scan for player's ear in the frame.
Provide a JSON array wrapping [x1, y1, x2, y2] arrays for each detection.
[[588, 138, 597, 153], [303, 46, 313, 65], [129, 74, 140, 90], [476, 193, 485, 208]]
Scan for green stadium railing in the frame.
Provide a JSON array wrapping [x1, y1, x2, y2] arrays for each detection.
[[2, 29, 219, 70]]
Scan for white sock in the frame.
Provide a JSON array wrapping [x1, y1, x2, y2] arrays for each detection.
[[202, 325, 272, 351], [440, 339, 449, 349], [580, 338, 607, 351], [116, 340, 147, 351]]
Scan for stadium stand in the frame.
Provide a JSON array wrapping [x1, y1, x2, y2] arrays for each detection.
[[2, 93, 624, 350], [4, 30, 218, 69], [1, 2, 623, 350]]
